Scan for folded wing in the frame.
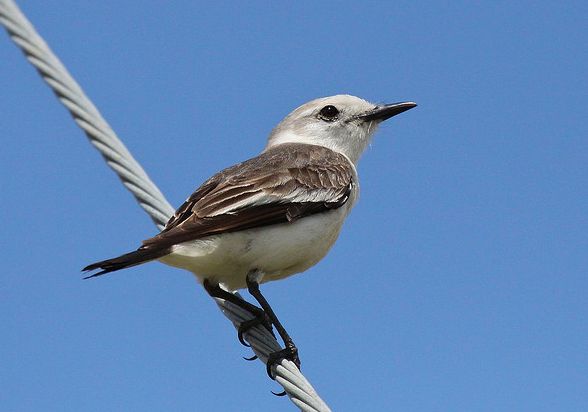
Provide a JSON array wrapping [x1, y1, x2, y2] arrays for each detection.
[[143, 143, 354, 249]]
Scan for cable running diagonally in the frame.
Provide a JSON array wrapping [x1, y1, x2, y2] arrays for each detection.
[[0, 1, 331, 411]]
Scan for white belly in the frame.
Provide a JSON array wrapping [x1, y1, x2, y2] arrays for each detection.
[[159, 206, 350, 291]]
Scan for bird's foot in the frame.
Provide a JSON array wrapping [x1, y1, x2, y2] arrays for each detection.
[[237, 309, 276, 347], [266, 340, 300, 380]]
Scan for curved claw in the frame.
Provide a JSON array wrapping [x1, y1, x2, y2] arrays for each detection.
[[266, 359, 275, 379], [237, 328, 251, 347], [243, 354, 258, 361], [271, 390, 287, 397]]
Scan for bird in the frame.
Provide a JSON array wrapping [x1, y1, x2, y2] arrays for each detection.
[[83, 94, 416, 377]]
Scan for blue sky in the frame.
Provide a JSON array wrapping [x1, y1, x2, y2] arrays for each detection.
[[1, 1, 586, 411]]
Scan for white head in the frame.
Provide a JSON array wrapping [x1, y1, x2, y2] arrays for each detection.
[[266, 95, 416, 164]]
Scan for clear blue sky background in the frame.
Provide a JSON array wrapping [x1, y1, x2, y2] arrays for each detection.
[[1, 1, 586, 411]]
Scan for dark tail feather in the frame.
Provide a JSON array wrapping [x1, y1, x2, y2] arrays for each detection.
[[82, 247, 170, 279]]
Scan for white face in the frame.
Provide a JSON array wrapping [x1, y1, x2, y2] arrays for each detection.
[[266, 95, 381, 164]]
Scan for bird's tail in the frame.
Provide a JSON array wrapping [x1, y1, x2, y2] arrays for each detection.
[[82, 246, 170, 279]]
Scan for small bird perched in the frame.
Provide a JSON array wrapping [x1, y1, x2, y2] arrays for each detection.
[[84, 94, 416, 377]]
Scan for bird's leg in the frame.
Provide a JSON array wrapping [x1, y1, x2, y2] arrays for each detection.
[[202, 279, 275, 346], [246, 271, 301, 379]]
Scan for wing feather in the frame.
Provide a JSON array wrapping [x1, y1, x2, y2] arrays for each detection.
[[142, 143, 354, 250]]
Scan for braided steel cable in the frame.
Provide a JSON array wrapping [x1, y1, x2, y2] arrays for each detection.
[[0, 1, 331, 411]]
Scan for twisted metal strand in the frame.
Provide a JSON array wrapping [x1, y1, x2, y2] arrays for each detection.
[[0, 1, 331, 411]]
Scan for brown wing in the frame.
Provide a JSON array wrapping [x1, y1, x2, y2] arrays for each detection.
[[141, 143, 354, 250]]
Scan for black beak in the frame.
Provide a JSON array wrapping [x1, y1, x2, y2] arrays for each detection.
[[359, 101, 417, 122]]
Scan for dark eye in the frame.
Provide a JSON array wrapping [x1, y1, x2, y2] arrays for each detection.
[[318, 105, 339, 121]]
